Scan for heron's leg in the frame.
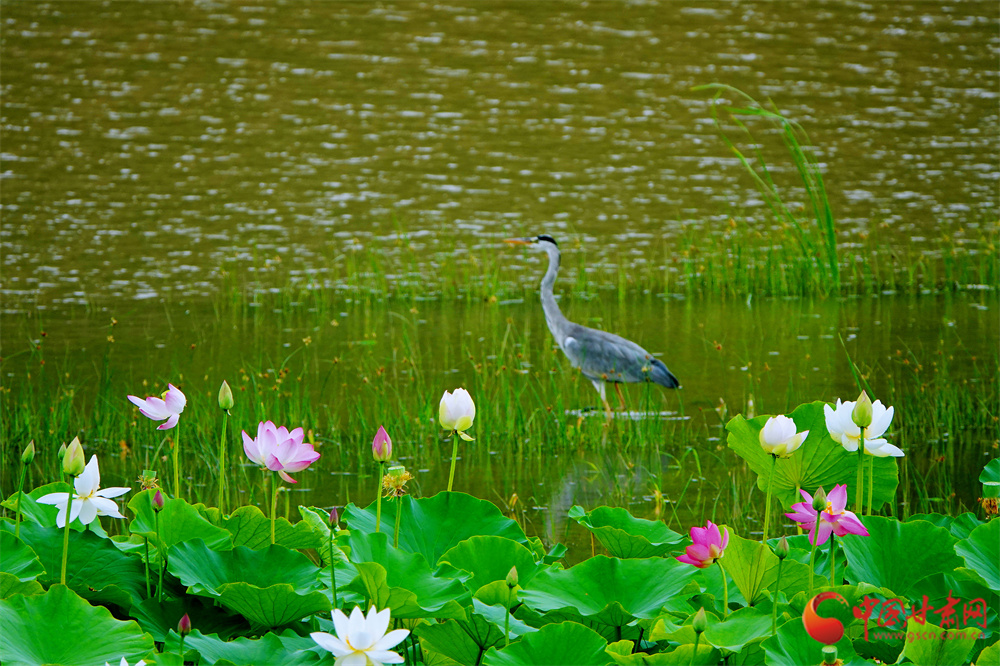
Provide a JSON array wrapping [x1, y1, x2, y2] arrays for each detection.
[[592, 379, 613, 421], [614, 383, 626, 411]]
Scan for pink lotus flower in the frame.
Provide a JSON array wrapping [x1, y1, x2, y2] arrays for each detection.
[[128, 384, 186, 430], [786, 484, 868, 545], [242, 420, 320, 483], [372, 425, 392, 462], [676, 520, 729, 569]]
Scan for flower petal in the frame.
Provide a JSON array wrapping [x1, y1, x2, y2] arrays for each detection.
[[164, 384, 186, 414], [367, 648, 406, 664], [331, 609, 351, 642], [157, 413, 180, 430], [138, 396, 170, 420], [310, 631, 352, 656], [37, 492, 70, 506], [90, 496, 124, 518], [374, 628, 410, 651], [828, 485, 848, 513], [278, 470, 297, 484], [75, 456, 101, 496], [367, 606, 391, 642], [96, 486, 131, 499], [78, 499, 99, 526]]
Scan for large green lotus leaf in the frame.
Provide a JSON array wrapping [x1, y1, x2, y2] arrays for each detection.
[[607, 641, 719, 665], [906, 512, 982, 541], [0, 573, 44, 599], [167, 539, 329, 629], [721, 531, 813, 606], [439, 535, 541, 592], [897, 616, 977, 665], [841, 516, 963, 598], [5, 520, 146, 610], [0, 584, 153, 666], [726, 402, 898, 511], [481, 621, 609, 666], [202, 504, 325, 552], [977, 640, 1000, 666], [980, 458, 1000, 499], [955, 519, 999, 593], [345, 530, 469, 620], [161, 629, 324, 665], [568, 505, 684, 559], [342, 492, 527, 566], [129, 595, 249, 642], [703, 605, 772, 652], [473, 599, 538, 638], [3, 482, 108, 535], [0, 531, 43, 580], [128, 490, 232, 554], [419, 612, 505, 664], [519, 555, 696, 629], [762, 616, 866, 666]]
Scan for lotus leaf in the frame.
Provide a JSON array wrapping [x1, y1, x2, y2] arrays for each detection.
[[568, 505, 683, 558], [955, 518, 999, 593], [0, 584, 153, 666], [726, 402, 898, 511], [346, 530, 469, 620], [343, 492, 527, 566], [520, 554, 696, 631], [439, 535, 541, 592], [128, 490, 232, 554], [6, 520, 145, 610], [722, 530, 813, 606], [841, 516, 963, 597], [897, 616, 977, 665], [168, 539, 329, 629], [481, 621, 609, 666]]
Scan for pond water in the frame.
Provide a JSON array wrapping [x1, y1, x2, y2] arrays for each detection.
[[1, 1, 998, 554]]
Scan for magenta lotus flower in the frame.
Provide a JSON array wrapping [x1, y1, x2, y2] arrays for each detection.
[[786, 484, 869, 545], [128, 384, 186, 430], [242, 420, 320, 483], [676, 520, 729, 569]]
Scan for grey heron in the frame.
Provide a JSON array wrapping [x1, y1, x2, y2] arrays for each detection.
[[505, 235, 680, 419]]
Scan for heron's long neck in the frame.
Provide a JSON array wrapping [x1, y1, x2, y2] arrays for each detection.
[[540, 245, 570, 343]]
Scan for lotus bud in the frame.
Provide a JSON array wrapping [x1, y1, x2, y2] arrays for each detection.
[[152, 489, 165, 512], [329, 506, 339, 527], [62, 437, 85, 477], [218, 380, 234, 411], [852, 391, 873, 429], [775, 535, 789, 560], [692, 607, 708, 634], [178, 613, 192, 636], [812, 488, 828, 512], [57, 442, 67, 463], [505, 566, 518, 589], [372, 426, 392, 463], [21, 440, 35, 464]]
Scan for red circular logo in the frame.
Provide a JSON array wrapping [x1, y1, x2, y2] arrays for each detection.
[[802, 592, 848, 645]]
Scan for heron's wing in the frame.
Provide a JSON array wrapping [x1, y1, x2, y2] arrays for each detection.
[[562, 325, 660, 383]]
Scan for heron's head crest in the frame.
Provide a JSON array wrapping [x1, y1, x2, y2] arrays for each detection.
[[536, 235, 558, 246]]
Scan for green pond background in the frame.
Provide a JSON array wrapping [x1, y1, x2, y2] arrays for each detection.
[[1, 1, 997, 557]]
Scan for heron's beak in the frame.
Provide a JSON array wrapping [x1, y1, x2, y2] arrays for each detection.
[[504, 238, 533, 245]]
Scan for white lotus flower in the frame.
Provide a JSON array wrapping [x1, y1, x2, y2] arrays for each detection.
[[106, 659, 146, 666], [311, 606, 409, 666], [38, 455, 131, 527], [759, 415, 808, 458], [439, 388, 476, 441], [824, 398, 903, 457]]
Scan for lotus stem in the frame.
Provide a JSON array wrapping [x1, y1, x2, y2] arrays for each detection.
[[690, 633, 700, 666], [867, 455, 874, 516], [173, 421, 182, 501], [59, 503, 73, 585], [13, 462, 27, 538], [829, 535, 837, 587], [329, 533, 338, 610], [762, 455, 776, 544], [155, 510, 164, 603], [504, 586, 512, 648], [447, 432, 459, 492], [717, 560, 729, 618], [794, 484, 803, 535], [218, 411, 228, 514], [770, 556, 783, 635], [375, 462, 385, 533], [808, 535, 819, 596], [394, 498, 402, 549], [179, 635, 186, 661], [270, 472, 279, 545], [855, 427, 865, 514], [144, 537, 151, 598]]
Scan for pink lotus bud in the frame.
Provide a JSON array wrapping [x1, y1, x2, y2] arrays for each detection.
[[178, 612, 191, 636], [152, 489, 165, 512], [372, 426, 392, 462], [329, 506, 339, 527]]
